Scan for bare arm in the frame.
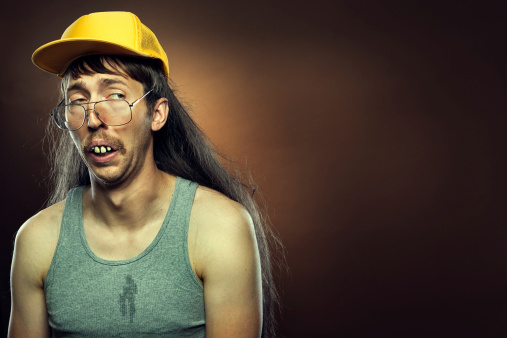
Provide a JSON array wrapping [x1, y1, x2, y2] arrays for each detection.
[[192, 194, 263, 338], [9, 207, 61, 337]]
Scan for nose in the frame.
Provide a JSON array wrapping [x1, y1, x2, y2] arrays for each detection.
[[85, 107, 104, 129]]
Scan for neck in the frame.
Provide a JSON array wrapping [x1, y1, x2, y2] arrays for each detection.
[[84, 162, 176, 230]]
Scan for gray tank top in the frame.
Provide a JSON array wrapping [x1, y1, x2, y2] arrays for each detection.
[[44, 177, 205, 337]]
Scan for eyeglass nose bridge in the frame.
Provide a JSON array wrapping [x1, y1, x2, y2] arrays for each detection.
[[83, 105, 103, 124], [83, 102, 98, 113]]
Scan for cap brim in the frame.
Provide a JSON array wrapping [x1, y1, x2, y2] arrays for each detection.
[[32, 38, 158, 77]]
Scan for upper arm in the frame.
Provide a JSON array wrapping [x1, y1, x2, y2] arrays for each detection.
[[9, 207, 62, 338], [192, 193, 262, 338]]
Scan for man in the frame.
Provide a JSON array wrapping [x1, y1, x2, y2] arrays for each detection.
[[9, 11, 279, 337]]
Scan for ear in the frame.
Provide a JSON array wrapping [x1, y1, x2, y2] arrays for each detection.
[[151, 98, 169, 132]]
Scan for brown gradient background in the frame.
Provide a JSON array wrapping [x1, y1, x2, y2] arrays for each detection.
[[0, 1, 506, 337]]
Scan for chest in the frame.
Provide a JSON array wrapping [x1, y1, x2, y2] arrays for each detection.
[[82, 220, 163, 261], [46, 262, 205, 337], [45, 227, 205, 336]]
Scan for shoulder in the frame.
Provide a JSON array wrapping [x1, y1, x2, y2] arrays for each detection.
[[189, 186, 259, 280], [192, 185, 254, 235], [13, 200, 65, 285], [189, 186, 263, 335], [16, 200, 65, 245], [10, 201, 65, 336]]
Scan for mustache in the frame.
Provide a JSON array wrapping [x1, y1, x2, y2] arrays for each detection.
[[81, 133, 126, 154]]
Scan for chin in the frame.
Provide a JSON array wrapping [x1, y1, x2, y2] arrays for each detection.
[[89, 168, 127, 187], [92, 176, 124, 187]]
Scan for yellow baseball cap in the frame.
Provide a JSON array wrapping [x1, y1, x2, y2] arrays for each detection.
[[32, 11, 169, 79]]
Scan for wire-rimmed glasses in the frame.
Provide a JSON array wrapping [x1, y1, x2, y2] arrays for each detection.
[[51, 89, 154, 131]]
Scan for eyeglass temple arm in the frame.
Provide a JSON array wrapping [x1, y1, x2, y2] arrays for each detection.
[[130, 88, 154, 107]]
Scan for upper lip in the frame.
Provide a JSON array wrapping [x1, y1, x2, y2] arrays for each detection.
[[86, 140, 117, 152]]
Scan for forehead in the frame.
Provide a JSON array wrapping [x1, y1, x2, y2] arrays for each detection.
[[63, 58, 144, 92], [65, 72, 143, 93]]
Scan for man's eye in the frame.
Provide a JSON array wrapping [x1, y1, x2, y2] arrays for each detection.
[[109, 93, 125, 100], [70, 98, 87, 104]]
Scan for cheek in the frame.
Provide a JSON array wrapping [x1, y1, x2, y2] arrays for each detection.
[[134, 110, 155, 137], [133, 118, 155, 152], [141, 110, 154, 129]]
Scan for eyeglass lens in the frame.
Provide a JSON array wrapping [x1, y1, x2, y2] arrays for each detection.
[[54, 100, 132, 130]]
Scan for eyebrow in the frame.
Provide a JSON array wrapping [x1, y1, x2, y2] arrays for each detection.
[[66, 81, 86, 94], [66, 78, 129, 94], [101, 78, 128, 87]]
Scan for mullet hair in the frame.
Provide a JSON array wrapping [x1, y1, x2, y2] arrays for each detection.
[[45, 55, 284, 337]]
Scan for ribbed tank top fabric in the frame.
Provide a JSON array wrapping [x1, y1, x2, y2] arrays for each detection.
[[44, 177, 205, 337]]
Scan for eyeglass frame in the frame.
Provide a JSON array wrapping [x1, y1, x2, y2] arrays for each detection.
[[51, 88, 154, 131]]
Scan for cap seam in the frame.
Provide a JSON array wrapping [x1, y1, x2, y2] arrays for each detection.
[[131, 13, 140, 55]]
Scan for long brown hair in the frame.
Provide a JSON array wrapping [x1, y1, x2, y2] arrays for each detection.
[[45, 55, 284, 337]]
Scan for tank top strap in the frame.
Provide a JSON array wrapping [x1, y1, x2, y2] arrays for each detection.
[[45, 185, 85, 288], [61, 185, 85, 246], [164, 176, 199, 239], [61, 185, 85, 229]]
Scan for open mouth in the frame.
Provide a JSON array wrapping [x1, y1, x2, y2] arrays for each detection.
[[90, 145, 116, 156]]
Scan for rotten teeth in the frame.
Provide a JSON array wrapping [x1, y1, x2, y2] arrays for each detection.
[[92, 146, 113, 154]]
